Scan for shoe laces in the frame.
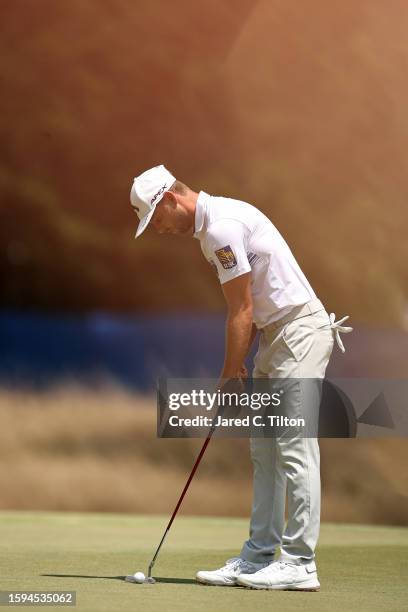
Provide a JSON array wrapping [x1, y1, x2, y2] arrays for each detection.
[[222, 557, 252, 573], [258, 560, 294, 574]]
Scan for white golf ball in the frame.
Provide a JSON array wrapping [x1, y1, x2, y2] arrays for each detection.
[[132, 572, 145, 583]]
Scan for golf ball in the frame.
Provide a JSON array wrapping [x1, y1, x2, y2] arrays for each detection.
[[133, 572, 145, 583]]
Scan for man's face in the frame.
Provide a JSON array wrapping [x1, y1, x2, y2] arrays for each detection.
[[149, 194, 193, 236]]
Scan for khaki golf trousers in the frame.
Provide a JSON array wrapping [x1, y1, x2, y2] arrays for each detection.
[[240, 299, 334, 565]]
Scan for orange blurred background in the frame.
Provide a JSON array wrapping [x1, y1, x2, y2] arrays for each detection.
[[0, 1, 407, 521], [1, 0, 407, 323]]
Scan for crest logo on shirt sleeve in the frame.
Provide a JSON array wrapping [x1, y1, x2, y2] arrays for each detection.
[[215, 245, 237, 269]]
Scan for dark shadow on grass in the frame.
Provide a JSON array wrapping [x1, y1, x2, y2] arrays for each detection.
[[42, 574, 126, 581], [41, 574, 196, 585], [152, 577, 196, 585]]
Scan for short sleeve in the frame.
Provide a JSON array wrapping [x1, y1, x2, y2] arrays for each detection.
[[204, 219, 251, 284]]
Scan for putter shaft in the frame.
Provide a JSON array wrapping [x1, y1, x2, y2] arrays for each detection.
[[147, 433, 213, 578]]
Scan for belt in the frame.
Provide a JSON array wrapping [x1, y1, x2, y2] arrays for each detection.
[[262, 299, 353, 353], [262, 299, 325, 332]]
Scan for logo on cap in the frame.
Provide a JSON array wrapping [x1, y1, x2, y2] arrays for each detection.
[[151, 183, 167, 205]]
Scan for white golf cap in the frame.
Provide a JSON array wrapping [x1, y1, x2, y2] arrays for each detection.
[[130, 165, 176, 238]]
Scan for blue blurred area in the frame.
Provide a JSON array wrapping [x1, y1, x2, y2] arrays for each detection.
[[1, 312, 406, 390], [0, 311, 229, 390]]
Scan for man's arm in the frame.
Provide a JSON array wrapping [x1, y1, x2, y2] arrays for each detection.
[[245, 323, 258, 359], [219, 272, 253, 381], [236, 322, 257, 378]]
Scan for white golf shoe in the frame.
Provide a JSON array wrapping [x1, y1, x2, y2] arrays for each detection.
[[196, 557, 268, 586], [237, 559, 320, 591]]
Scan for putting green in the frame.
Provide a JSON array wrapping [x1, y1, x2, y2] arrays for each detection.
[[0, 512, 407, 611]]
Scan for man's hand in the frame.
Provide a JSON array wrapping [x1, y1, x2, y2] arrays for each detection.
[[238, 364, 248, 380], [216, 376, 245, 394], [216, 365, 248, 397]]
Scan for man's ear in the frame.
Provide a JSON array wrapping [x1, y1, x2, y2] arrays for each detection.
[[164, 190, 178, 208]]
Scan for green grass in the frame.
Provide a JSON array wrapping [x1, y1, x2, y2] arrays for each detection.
[[0, 512, 407, 611]]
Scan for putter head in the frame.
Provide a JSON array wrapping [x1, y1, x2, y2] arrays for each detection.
[[146, 567, 156, 584], [125, 573, 155, 585]]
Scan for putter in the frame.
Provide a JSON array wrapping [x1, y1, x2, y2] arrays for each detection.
[[125, 432, 213, 584], [126, 381, 241, 585], [146, 432, 212, 583]]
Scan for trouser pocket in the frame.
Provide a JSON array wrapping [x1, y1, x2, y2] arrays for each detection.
[[281, 316, 316, 362]]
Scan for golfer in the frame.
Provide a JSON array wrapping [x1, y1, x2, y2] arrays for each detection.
[[130, 165, 352, 591]]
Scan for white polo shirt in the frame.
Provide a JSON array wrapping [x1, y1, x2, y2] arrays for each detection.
[[194, 191, 317, 328]]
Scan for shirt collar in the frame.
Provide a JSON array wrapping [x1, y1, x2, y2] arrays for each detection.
[[193, 191, 210, 239]]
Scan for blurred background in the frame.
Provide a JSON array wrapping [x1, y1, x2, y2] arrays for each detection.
[[0, 0, 407, 524]]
